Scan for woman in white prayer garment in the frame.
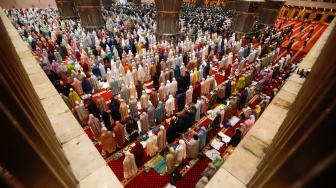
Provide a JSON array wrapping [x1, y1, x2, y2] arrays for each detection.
[[175, 140, 186, 167]]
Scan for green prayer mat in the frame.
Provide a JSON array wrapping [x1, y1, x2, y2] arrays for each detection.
[[148, 155, 167, 176]]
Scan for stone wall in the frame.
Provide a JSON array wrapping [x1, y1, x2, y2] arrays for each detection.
[[0, 6, 123, 188], [0, 0, 57, 9]]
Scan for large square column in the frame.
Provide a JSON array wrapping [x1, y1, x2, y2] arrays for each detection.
[[74, 0, 104, 29], [154, 0, 183, 40], [56, 0, 78, 19], [258, 0, 286, 28], [231, 0, 265, 40]]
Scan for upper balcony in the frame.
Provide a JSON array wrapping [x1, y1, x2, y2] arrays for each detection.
[[285, 0, 336, 9]]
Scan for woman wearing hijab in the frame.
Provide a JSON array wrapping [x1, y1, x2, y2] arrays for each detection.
[[238, 88, 249, 110], [175, 140, 186, 167], [201, 163, 216, 179], [195, 176, 208, 188], [123, 150, 138, 179], [165, 147, 176, 174], [100, 127, 116, 154], [87, 99, 101, 119], [156, 101, 164, 123], [88, 114, 102, 141], [81, 76, 92, 94], [72, 78, 83, 96], [113, 121, 126, 148], [131, 141, 145, 168], [192, 81, 201, 103], [157, 125, 167, 150], [102, 111, 112, 131], [166, 116, 179, 143], [188, 134, 200, 159], [242, 115, 255, 138], [227, 123, 245, 148], [68, 88, 81, 107], [110, 98, 121, 122], [136, 80, 143, 100], [197, 127, 207, 150]]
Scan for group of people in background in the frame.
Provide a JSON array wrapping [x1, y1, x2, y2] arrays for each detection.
[[4, 2, 302, 187]]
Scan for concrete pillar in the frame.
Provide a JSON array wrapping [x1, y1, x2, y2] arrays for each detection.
[[55, 0, 78, 19], [225, 0, 236, 11], [133, 0, 141, 5], [0, 9, 79, 187], [74, 0, 104, 29], [259, 0, 286, 27], [195, 0, 205, 7], [231, 0, 265, 40], [101, 0, 113, 7], [154, 0, 183, 40]]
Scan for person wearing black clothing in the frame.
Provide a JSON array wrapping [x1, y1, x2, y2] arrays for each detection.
[[102, 111, 112, 131], [287, 38, 295, 52], [54, 80, 66, 96], [176, 90, 186, 111], [259, 44, 269, 58], [205, 62, 210, 78], [48, 51, 55, 63], [183, 52, 188, 66], [227, 124, 244, 148], [126, 116, 139, 141], [92, 48, 99, 56], [153, 72, 159, 91], [110, 98, 121, 122], [167, 116, 179, 143], [87, 99, 101, 119], [182, 110, 192, 132], [238, 89, 249, 110]]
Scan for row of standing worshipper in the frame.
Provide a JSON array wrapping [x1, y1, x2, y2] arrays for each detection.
[[68, 60, 260, 187], [81, 19, 284, 188], [114, 81, 221, 179], [207, 42, 285, 126], [195, 121, 244, 188], [95, 46, 281, 184], [253, 53, 292, 119], [216, 42, 291, 100], [7, 5, 280, 184], [32, 5, 280, 122], [59, 41, 266, 154], [124, 117, 205, 180], [179, 3, 233, 37], [9, 10, 239, 103], [105, 91, 222, 179], [163, 69, 260, 178], [5, 3, 234, 65], [118, 58, 244, 180], [10, 5, 235, 68], [48, 33, 228, 103], [253, 24, 290, 52], [194, 77, 273, 188], [7, 2, 252, 178]]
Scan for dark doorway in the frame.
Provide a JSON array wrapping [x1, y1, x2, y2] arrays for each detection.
[[284, 10, 288, 17], [314, 14, 323, 21], [305, 13, 311, 19], [293, 11, 299, 19], [325, 15, 335, 23]]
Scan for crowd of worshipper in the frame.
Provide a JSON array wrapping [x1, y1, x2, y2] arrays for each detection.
[[253, 16, 316, 55], [4, 2, 300, 187]]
